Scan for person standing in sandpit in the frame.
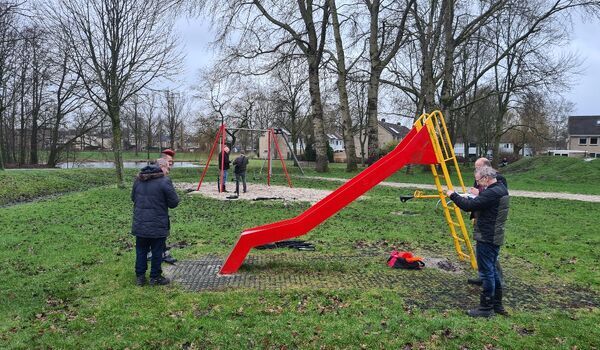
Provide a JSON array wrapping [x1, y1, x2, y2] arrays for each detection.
[[218, 145, 231, 192], [233, 150, 249, 194]]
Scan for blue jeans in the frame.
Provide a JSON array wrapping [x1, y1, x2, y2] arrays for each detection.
[[476, 242, 502, 298], [220, 170, 228, 190], [235, 172, 246, 193], [135, 236, 166, 278]]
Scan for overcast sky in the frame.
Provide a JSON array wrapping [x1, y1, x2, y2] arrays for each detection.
[[170, 16, 600, 117]]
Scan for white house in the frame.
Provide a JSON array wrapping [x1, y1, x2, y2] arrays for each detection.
[[327, 133, 345, 152]]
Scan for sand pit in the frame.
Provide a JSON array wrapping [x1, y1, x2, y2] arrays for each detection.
[[174, 182, 349, 204]]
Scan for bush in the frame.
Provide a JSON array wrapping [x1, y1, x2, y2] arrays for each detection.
[[304, 143, 316, 162]]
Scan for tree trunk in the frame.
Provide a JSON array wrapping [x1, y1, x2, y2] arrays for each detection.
[[47, 113, 62, 167], [30, 106, 39, 165], [329, 0, 357, 172], [0, 100, 5, 170], [308, 59, 329, 172], [366, 68, 382, 158], [110, 101, 125, 187]]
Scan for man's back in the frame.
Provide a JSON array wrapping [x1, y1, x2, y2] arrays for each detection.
[[131, 165, 179, 238], [234, 155, 249, 174]]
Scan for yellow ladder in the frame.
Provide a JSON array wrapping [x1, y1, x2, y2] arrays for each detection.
[[414, 111, 477, 269]]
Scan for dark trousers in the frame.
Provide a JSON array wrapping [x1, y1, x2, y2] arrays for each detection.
[[135, 236, 166, 278], [235, 172, 247, 193], [476, 241, 502, 298]]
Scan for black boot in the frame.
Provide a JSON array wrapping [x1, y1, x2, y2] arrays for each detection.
[[136, 275, 147, 286], [493, 288, 509, 316], [467, 276, 483, 286], [149, 276, 170, 286], [467, 294, 495, 318]]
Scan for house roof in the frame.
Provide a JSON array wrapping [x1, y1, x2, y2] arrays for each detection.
[[379, 120, 410, 138], [568, 115, 600, 136], [326, 133, 343, 140]]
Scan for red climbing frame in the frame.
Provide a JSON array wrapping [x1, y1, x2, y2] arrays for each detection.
[[219, 124, 439, 274]]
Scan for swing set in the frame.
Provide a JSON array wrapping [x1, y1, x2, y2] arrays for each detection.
[[196, 125, 304, 192], [218, 111, 477, 274]]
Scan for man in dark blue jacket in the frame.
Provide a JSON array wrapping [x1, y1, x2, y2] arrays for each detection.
[[447, 166, 509, 317], [131, 158, 180, 286]]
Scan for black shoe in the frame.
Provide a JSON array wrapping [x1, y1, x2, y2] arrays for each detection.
[[467, 295, 495, 318], [136, 275, 147, 286], [493, 289, 509, 316], [467, 277, 483, 286], [149, 276, 170, 286], [163, 256, 177, 264]]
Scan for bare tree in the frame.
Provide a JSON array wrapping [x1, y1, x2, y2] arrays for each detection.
[[327, 0, 359, 171], [163, 90, 188, 150], [195, 0, 332, 172], [142, 92, 160, 161], [46, 0, 181, 186], [362, 0, 414, 159], [272, 59, 311, 159]]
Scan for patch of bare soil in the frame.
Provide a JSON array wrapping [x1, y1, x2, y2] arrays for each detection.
[[175, 182, 351, 204]]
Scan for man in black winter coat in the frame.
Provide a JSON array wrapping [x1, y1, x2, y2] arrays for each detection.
[[466, 157, 507, 293], [131, 158, 180, 286], [217, 145, 231, 192], [447, 166, 509, 317]]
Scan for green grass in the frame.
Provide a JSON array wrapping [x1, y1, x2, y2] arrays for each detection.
[[2, 156, 599, 206], [0, 166, 599, 348]]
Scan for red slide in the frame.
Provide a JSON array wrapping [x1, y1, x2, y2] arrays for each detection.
[[220, 125, 439, 274]]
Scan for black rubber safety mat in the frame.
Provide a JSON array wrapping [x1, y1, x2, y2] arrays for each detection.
[[166, 254, 600, 311]]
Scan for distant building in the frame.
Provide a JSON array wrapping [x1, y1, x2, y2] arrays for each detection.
[[353, 119, 410, 160], [567, 115, 600, 158], [257, 129, 305, 159], [327, 133, 345, 152]]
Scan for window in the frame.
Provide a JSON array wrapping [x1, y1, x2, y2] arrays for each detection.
[[579, 137, 587, 145], [597, 120, 600, 126], [590, 137, 598, 145]]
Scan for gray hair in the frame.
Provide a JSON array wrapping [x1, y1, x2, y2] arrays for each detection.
[[156, 158, 169, 168], [475, 157, 491, 167], [475, 165, 497, 179]]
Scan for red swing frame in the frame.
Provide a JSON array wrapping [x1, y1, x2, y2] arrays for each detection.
[[196, 125, 293, 192]]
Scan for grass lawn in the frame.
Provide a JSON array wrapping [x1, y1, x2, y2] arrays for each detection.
[[1, 158, 599, 349]]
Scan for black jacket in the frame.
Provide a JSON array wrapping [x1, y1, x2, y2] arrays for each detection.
[[450, 182, 509, 246], [470, 173, 508, 220], [218, 151, 230, 170], [131, 165, 180, 238], [233, 154, 249, 174]]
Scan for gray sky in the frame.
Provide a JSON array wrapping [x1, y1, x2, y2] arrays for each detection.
[[171, 17, 600, 117], [564, 20, 600, 115]]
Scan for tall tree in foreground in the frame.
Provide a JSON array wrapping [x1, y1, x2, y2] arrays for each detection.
[[328, 0, 359, 171], [362, 0, 414, 160], [46, 0, 181, 186]]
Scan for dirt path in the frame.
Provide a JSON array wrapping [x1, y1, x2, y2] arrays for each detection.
[[176, 178, 600, 204], [304, 176, 600, 203]]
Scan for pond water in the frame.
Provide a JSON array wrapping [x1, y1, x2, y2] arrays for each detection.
[[55, 161, 202, 169]]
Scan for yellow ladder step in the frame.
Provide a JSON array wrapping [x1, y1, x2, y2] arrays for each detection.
[[458, 251, 470, 259]]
